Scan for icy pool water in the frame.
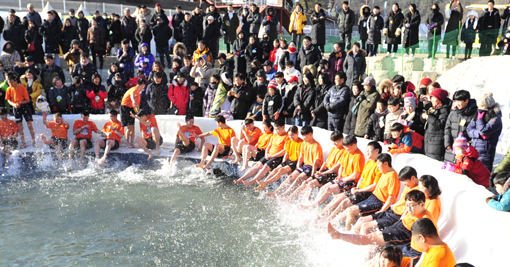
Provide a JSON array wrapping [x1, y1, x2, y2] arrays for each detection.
[[0, 158, 373, 266]]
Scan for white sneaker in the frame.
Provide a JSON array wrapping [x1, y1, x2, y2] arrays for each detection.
[[391, 53, 395, 57], [452, 56, 456, 59], [410, 54, 414, 57], [386, 52, 390, 57], [404, 53, 409, 57]]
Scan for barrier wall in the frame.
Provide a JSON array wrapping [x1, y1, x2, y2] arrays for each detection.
[[15, 114, 510, 265]]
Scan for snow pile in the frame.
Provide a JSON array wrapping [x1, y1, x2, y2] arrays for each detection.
[[437, 56, 510, 165]]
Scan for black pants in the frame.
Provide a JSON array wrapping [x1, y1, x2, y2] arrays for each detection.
[[367, 44, 379, 56], [446, 45, 457, 58], [465, 42, 473, 58], [327, 115, 344, 132], [428, 37, 439, 58], [91, 49, 104, 69], [405, 47, 416, 55], [387, 43, 398, 53], [130, 38, 139, 53], [156, 45, 172, 68], [340, 32, 352, 50], [226, 43, 231, 54], [315, 44, 324, 53], [360, 39, 367, 51], [480, 42, 493, 57]]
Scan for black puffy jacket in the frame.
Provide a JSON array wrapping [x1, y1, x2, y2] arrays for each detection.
[[229, 82, 253, 119], [152, 22, 172, 47], [443, 99, 477, 163], [422, 103, 450, 161]]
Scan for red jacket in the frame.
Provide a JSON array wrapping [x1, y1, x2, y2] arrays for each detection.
[[453, 146, 490, 187], [86, 85, 108, 110], [125, 77, 148, 89], [168, 80, 190, 115], [269, 47, 278, 69]]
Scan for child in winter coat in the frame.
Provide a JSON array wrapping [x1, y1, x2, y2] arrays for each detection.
[[48, 77, 71, 114], [135, 43, 155, 72], [388, 122, 424, 154], [442, 134, 490, 187], [188, 82, 204, 117], [36, 95, 50, 115], [467, 93, 502, 172], [365, 98, 388, 141], [262, 80, 282, 122], [384, 97, 404, 140], [203, 75, 220, 118], [398, 92, 424, 136], [190, 55, 213, 90], [247, 93, 264, 121], [461, 10, 478, 59], [168, 72, 190, 116], [86, 73, 108, 114], [487, 172, 510, 212]]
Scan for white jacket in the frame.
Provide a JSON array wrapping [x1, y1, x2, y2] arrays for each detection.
[[283, 67, 302, 83]]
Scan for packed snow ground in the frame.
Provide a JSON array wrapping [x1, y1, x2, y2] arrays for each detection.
[[437, 56, 510, 166]]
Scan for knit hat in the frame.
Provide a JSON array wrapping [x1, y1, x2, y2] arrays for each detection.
[[268, 79, 278, 90], [392, 75, 405, 84], [287, 76, 299, 84], [430, 88, 448, 103], [362, 77, 376, 87], [453, 133, 469, 150], [477, 92, 496, 108], [419, 78, 433, 87], [403, 92, 417, 109]]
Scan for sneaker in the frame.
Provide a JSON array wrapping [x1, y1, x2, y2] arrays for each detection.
[[386, 52, 390, 57], [391, 53, 395, 57], [404, 53, 409, 57], [452, 56, 456, 59], [410, 54, 414, 57]]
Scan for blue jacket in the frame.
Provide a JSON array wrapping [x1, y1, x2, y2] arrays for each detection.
[[488, 180, 510, 211], [116, 47, 135, 76], [134, 45, 155, 70], [265, 69, 276, 82], [467, 106, 502, 169], [323, 83, 350, 119]]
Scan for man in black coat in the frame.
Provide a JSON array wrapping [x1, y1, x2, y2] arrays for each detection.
[[145, 72, 170, 115], [337, 1, 355, 50], [121, 8, 137, 52], [77, 11, 90, 53], [247, 4, 261, 38], [93, 11, 108, 39], [192, 5, 205, 41], [3, 12, 24, 59], [150, 4, 169, 29], [222, 4, 240, 54], [39, 11, 62, 64], [181, 13, 199, 56], [40, 54, 66, 97], [478, 0, 501, 56], [152, 17, 172, 69], [172, 5, 185, 42], [203, 5, 222, 59], [297, 36, 322, 72], [311, 3, 327, 53], [228, 73, 253, 120], [72, 54, 98, 83], [443, 90, 477, 163], [203, 16, 221, 60]]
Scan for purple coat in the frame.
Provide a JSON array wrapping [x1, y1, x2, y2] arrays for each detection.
[[467, 107, 502, 171], [328, 51, 346, 74], [203, 83, 218, 117]]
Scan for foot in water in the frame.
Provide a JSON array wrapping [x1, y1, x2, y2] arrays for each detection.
[[128, 143, 135, 149], [327, 222, 341, 239], [195, 161, 206, 169], [233, 178, 244, 184], [254, 182, 266, 191], [154, 149, 161, 156], [243, 179, 256, 186], [98, 157, 107, 167], [264, 192, 277, 199], [147, 153, 155, 161]]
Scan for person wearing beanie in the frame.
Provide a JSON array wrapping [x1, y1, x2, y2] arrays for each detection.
[[441, 133, 490, 187], [262, 78, 283, 122], [421, 88, 450, 161], [467, 92, 502, 171], [354, 76, 380, 137], [418, 78, 433, 97], [398, 92, 424, 136], [443, 90, 478, 163]]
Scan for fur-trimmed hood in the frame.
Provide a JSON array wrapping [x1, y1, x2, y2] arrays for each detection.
[[378, 78, 393, 95], [347, 48, 367, 57], [171, 79, 188, 87], [360, 5, 371, 19], [173, 42, 187, 56]]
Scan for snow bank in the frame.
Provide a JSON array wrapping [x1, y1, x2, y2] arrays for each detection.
[[437, 56, 510, 165], [20, 115, 510, 266]]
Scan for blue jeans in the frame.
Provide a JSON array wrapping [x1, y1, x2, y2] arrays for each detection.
[[285, 117, 295, 126], [295, 120, 310, 127], [156, 46, 172, 68]]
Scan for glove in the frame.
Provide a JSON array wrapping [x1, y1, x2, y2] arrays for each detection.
[[383, 140, 390, 145], [382, 28, 388, 36], [52, 106, 57, 112], [236, 52, 240, 55], [481, 135, 490, 140], [477, 110, 485, 120], [405, 23, 410, 28], [441, 162, 455, 172], [357, 94, 366, 102], [267, 16, 271, 21]]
